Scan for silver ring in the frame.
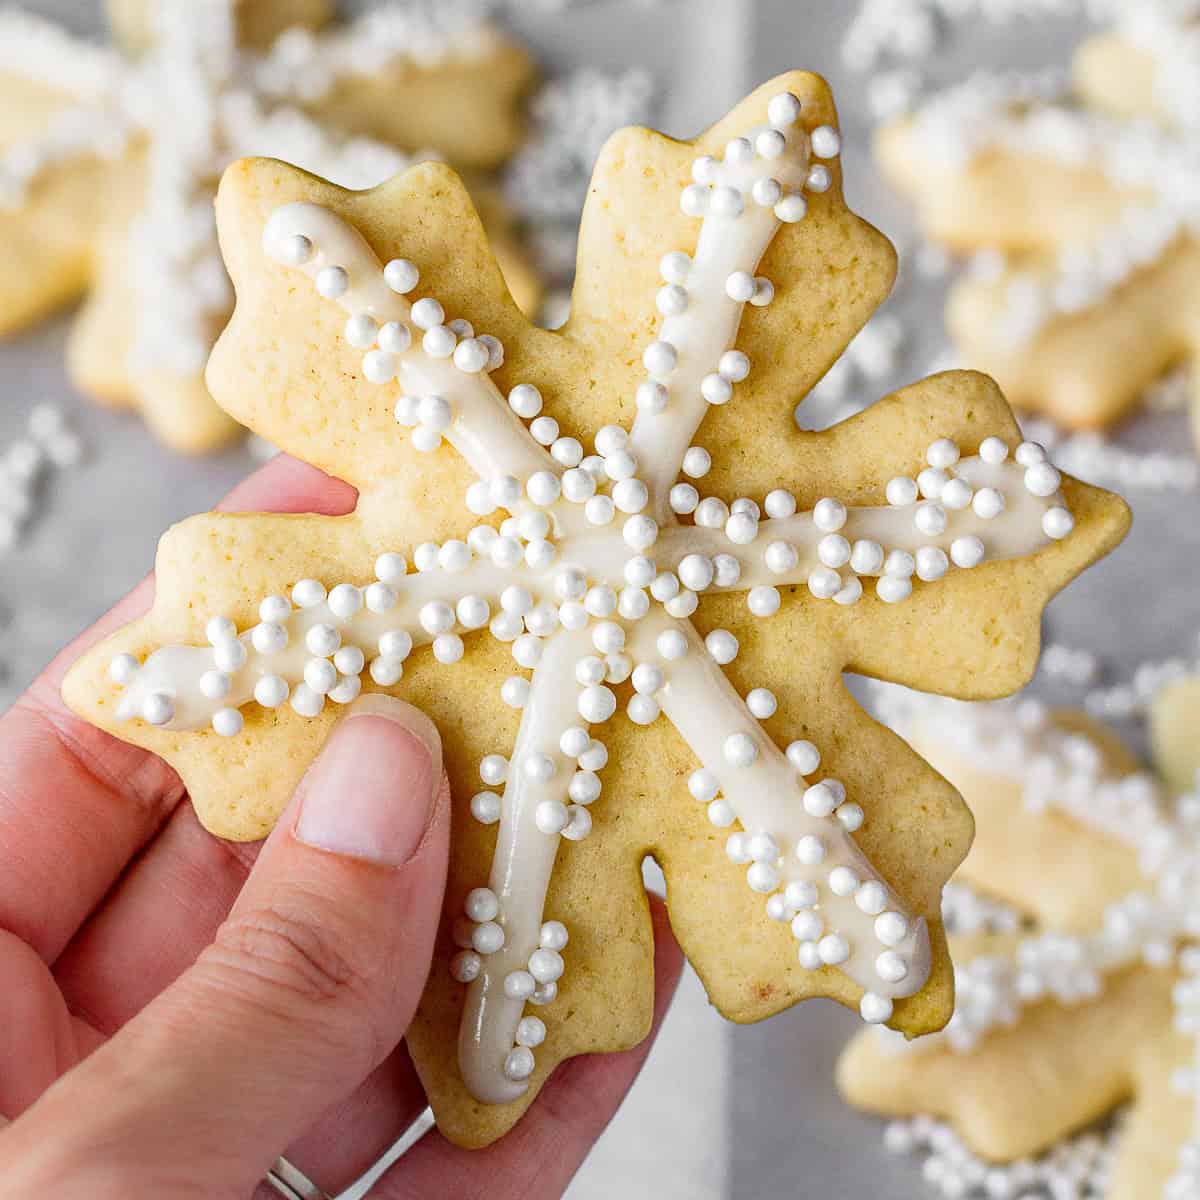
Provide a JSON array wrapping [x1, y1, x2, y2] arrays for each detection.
[[264, 1156, 330, 1200]]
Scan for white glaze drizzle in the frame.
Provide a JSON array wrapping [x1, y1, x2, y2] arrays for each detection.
[[116, 452, 1064, 730], [904, 69, 1200, 351], [0, 1, 479, 379], [627, 117, 812, 521], [457, 624, 593, 1102], [252, 0, 501, 104], [261, 202, 555, 495], [872, 686, 1200, 1195], [628, 609, 933, 991], [870, 690, 1200, 1051], [110, 94, 1075, 1104]]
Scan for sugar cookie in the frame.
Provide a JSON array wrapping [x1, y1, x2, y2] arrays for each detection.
[[63, 72, 1129, 1147], [875, 3, 1200, 444], [840, 690, 1200, 1197], [0, 1, 534, 452], [107, 0, 333, 53]]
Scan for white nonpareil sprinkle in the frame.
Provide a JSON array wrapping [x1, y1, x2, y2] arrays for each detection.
[[1084, 642, 1200, 721], [842, 0, 1100, 76], [0, 405, 85, 558], [877, 1111, 1121, 1200], [869, 677, 1200, 1194], [1040, 641, 1101, 688], [0, 2, 505, 381], [1033, 422, 1199, 495]]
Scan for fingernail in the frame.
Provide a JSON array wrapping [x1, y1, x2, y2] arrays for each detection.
[[295, 695, 442, 865]]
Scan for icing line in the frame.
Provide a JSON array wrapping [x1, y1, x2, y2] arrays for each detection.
[[109, 93, 1075, 1104]]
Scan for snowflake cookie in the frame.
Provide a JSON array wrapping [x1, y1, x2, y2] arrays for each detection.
[[62, 72, 1130, 1147], [0, 0, 535, 452], [107, 0, 335, 52], [875, 3, 1200, 443], [839, 688, 1200, 1199]]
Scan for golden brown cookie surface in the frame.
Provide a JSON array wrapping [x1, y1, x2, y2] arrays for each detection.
[[0, 2, 534, 452], [839, 690, 1200, 1197], [875, 6, 1200, 445], [64, 72, 1128, 1146], [106, 0, 334, 53]]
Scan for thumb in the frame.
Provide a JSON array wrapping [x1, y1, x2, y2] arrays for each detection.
[[6, 694, 448, 1197]]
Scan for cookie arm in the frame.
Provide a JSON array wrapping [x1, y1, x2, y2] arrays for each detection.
[[260, 201, 557, 494], [0, 10, 137, 336], [627, 611, 929, 1024], [625, 97, 814, 522], [0, 10, 123, 119], [457, 624, 597, 1104], [837, 959, 1178, 1164], [307, 35, 533, 172], [946, 243, 1200, 430]]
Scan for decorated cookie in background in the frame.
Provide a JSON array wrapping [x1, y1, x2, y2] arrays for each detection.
[[1153, 675, 1200, 797], [839, 688, 1200, 1200], [0, 1, 535, 454], [1073, 5, 1200, 132], [106, 0, 335, 53], [873, 2, 1200, 445], [62, 72, 1128, 1146]]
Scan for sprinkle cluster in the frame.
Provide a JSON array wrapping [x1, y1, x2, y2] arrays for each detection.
[[940, 880, 1023, 938], [1024, 413, 1200, 496], [1083, 643, 1200, 722], [881, 1111, 1119, 1199], [0, 405, 85, 557], [450, 908, 568, 1082], [0, 2, 494, 380], [882, 22, 1200, 353], [108, 86, 1075, 1100], [873, 684, 1200, 1195], [874, 691, 1200, 1049], [251, 0, 499, 102]]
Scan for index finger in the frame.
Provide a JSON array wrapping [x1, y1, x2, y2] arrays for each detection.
[[0, 452, 356, 962]]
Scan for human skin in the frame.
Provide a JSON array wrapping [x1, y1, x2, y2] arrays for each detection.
[[0, 452, 682, 1200]]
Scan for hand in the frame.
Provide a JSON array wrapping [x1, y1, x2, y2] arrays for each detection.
[[0, 454, 683, 1199]]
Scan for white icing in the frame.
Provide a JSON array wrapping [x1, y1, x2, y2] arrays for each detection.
[[118, 452, 1062, 732], [628, 610, 932, 993], [252, 1, 501, 104], [262, 203, 555, 493], [0, 9, 123, 101], [0, 0, 487, 378], [627, 121, 812, 520], [872, 690, 1200, 1054], [905, 68, 1200, 351], [458, 625, 592, 1103], [111, 94, 1076, 1104]]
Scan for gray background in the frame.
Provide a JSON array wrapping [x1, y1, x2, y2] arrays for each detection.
[[0, 2, 1187, 1197]]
